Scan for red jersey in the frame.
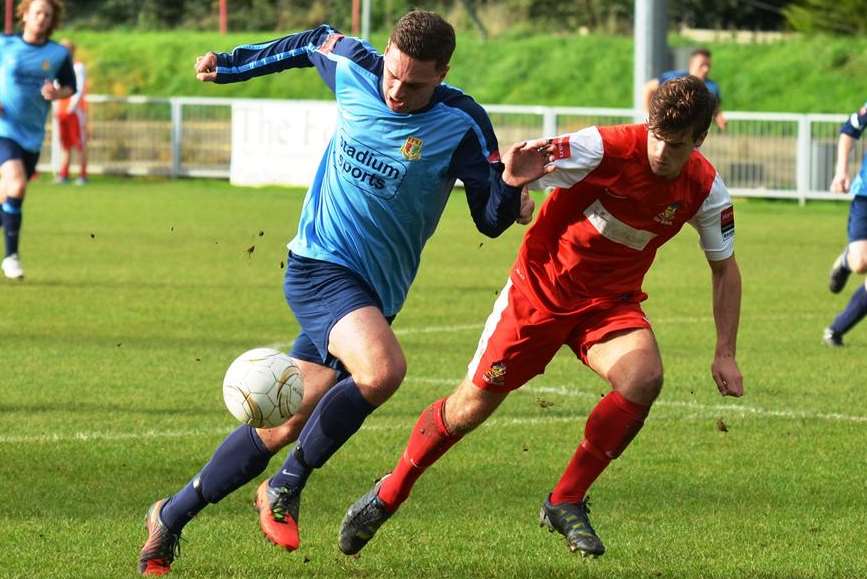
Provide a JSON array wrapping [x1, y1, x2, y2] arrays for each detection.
[[512, 124, 734, 316]]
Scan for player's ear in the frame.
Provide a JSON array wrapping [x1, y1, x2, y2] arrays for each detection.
[[437, 64, 449, 82], [693, 130, 708, 148]]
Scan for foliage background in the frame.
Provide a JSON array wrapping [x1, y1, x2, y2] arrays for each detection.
[[52, 0, 854, 34]]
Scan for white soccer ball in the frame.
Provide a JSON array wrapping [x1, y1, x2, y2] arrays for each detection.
[[222, 348, 304, 428]]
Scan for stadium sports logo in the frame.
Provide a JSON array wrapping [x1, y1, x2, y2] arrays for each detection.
[[401, 136, 423, 161], [334, 130, 407, 200], [483, 362, 507, 387], [654, 202, 681, 225]]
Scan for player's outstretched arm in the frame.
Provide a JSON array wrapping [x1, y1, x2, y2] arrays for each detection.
[[196, 25, 343, 85], [708, 255, 743, 397]]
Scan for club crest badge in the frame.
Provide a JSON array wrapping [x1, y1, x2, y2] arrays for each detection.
[[401, 136, 423, 161], [483, 362, 507, 387], [42, 59, 51, 71], [654, 202, 681, 225]]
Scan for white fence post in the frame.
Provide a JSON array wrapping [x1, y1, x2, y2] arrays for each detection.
[[796, 115, 811, 206], [543, 109, 558, 138], [170, 98, 183, 178]]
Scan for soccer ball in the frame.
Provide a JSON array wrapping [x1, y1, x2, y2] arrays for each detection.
[[222, 348, 304, 428]]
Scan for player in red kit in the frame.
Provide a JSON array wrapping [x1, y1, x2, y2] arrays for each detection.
[[338, 75, 744, 558]]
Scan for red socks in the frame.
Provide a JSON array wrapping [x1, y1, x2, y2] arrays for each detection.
[[377, 398, 463, 512], [550, 391, 650, 505]]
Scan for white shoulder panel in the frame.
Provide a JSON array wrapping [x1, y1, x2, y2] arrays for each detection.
[[529, 126, 604, 191], [688, 173, 735, 261]]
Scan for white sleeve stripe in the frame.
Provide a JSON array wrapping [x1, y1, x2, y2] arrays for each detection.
[[851, 113, 862, 130]]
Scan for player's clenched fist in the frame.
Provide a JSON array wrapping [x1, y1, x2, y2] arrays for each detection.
[[195, 52, 218, 82]]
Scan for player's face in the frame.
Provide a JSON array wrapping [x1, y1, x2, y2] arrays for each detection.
[[381, 43, 448, 113], [688, 55, 711, 79], [647, 129, 704, 179], [23, 0, 54, 40]]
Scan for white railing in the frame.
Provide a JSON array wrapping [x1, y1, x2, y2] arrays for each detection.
[[40, 95, 862, 204]]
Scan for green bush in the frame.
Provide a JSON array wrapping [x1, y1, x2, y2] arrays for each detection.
[[66, 30, 867, 113]]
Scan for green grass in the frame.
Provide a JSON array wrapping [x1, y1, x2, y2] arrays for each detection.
[[68, 29, 867, 112], [1, 177, 866, 577]]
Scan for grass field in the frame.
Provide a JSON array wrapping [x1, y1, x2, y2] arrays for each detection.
[[1, 177, 866, 578]]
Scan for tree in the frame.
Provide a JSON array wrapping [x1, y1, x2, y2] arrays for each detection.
[[785, 0, 864, 35]]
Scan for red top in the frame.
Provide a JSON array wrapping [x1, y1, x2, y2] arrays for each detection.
[[512, 124, 729, 316]]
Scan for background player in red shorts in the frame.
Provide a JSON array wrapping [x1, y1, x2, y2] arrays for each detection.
[[54, 39, 87, 184], [338, 75, 744, 558]]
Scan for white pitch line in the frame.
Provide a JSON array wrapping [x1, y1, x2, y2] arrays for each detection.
[[265, 312, 825, 351], [2, 373, 864, 446]]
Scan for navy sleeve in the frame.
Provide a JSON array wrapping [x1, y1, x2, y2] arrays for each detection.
[[449, 130, 522, 238], [841, 103, 867, 139], [214, 25, 334, 85], [56, 54, 76, 92]]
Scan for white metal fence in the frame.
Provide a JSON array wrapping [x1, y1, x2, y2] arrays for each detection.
[[41, 95, 862, 203]]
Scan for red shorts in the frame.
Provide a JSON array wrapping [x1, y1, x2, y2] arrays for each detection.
[[58, 111, 85, 149], [468, 279, 652, 392]]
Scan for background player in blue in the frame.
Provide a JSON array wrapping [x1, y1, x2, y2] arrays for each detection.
[[0, 0, 75, 279], [642, 48, 726, 130], [823, 102, 867, 346], [137, 10, 550, 576]]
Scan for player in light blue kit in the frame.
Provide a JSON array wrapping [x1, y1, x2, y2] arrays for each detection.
[[0, 0, 76, 279], [642, 48, 726, 130], [138, 11, 550, 575], [824, 102, 867, 346]]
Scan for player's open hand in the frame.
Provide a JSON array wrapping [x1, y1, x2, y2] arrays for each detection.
[[501, 138, 556, 188], [196, 52, 219, 82], [711, 355, 743, 397], [831, 173, 850, 194], [516, 187, 535, 225]]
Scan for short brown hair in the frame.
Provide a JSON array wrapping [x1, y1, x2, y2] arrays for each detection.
[[17, 0, 64, 37], [647, 76, 715, 141], [690, 47, 712, 60], [389, 10, 455, 70]]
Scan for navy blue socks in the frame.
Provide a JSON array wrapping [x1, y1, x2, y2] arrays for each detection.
[[269, 376, 375, 490], [1, 197, 23, 256], [831, 284, 867, 336], [160, 425, 273, 533]]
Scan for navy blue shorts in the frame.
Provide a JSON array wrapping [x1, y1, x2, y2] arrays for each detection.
[[848, 195, 867, 243], [284, 252, 393, 373], [0, 137, 40, 180]]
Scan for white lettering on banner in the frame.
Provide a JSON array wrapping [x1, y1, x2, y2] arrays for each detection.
[[583, 199, 657, 251], [230, 100, 337, 187]]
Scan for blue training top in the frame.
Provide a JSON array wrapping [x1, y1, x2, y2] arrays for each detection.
[[215, 26, 522, 316], [659, 70, 721, 103], [841, 103, 867, 197], [0, 34, 75, 152]]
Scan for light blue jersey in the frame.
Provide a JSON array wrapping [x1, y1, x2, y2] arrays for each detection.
[[0, 34, 75, 152], [841, 102, 867, 197], [215, 26, 521, 316]]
